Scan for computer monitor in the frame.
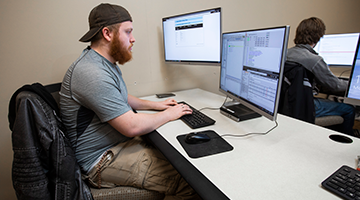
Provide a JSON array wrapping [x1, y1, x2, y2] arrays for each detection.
[[162, 8, 221, 64], [219, 26, 290, 121], [313, 33, 360, 67], [344, 38, 360, 106]]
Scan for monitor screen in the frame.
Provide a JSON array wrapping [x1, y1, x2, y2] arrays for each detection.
[[313, 33, 360, 67], [162, 8, 221, 64], [344, 38, 360, 106], [219, 26, 290, 121]]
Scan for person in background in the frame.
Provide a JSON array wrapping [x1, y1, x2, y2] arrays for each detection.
[[286, 17, 356, 136], [59, 3, 200, 199]]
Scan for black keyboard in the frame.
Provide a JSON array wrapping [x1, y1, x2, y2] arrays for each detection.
[[322, 165, 360, 200], [178, 101, 216, 129]]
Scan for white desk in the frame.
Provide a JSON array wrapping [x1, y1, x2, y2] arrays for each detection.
[[140, 88, 360, 200]]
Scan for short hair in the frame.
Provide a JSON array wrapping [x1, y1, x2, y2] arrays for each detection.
[[294, 17, 326, 45], [91, 23, 121, 43]]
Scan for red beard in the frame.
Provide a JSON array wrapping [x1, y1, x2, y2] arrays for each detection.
[[110, 33, 133, 65]]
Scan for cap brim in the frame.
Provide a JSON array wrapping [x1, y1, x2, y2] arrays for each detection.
[[79, 26, 103, 42]]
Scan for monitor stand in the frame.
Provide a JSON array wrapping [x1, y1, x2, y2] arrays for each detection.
[[220, 101, 261, 122]]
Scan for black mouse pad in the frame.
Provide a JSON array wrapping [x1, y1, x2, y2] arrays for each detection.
[[177, 130, 233, 158]]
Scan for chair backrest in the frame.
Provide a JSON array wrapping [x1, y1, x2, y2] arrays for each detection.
[[278, 61, 316, 123], [45, 82, 62, 107]]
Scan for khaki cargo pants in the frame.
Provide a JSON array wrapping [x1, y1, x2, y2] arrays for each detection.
[[87, 136, 201, 200]]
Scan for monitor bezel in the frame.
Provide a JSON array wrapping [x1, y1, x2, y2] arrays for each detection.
[[344, 34, 360, 106], [162, 7, 222, 65], [219, 25, 290, 121]]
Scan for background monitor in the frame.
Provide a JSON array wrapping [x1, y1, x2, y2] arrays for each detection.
[[313, 33, 360, 67], [344, 38, 360, 106], [219, 26, 290, 121], [162, 8, 221, 64]]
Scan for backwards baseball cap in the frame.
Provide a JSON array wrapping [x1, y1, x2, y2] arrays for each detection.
[[79, 3, 132, 42]]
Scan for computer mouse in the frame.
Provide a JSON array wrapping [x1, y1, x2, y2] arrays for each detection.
[[185, 132, 211, 144]]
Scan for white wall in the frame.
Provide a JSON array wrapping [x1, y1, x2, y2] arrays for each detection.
[[1, 0, 359, 198]]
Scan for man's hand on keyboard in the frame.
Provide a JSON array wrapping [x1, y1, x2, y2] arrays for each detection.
[[156, 98, 178, 110], [164, 103, 193, 121]]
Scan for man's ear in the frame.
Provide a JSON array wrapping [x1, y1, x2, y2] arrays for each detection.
[[102, 27, 112, 42]]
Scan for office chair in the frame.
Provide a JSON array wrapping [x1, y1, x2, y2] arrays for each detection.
[[9, 82, 164, 200], [278, 61, 344, 127]]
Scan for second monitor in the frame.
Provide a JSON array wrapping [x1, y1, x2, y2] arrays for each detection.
[[219, 26, 290, 121], [313, 33, 360, 67], [162, 8, 221, 64]]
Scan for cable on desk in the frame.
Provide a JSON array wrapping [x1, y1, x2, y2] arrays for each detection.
[[198, 107, 220, 112], [197, 97, 228, 112], [220, 120, 279, 138], [221, 96, 230, 107]]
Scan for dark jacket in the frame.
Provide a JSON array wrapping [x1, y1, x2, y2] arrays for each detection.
[[8, 83, 93, 200], [278, 62, 316, 123]]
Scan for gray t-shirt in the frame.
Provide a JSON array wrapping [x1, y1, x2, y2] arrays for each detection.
[[60, 47, 132, 172]]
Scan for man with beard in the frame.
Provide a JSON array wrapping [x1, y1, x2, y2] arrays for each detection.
[[60, 3, 199, 199]]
